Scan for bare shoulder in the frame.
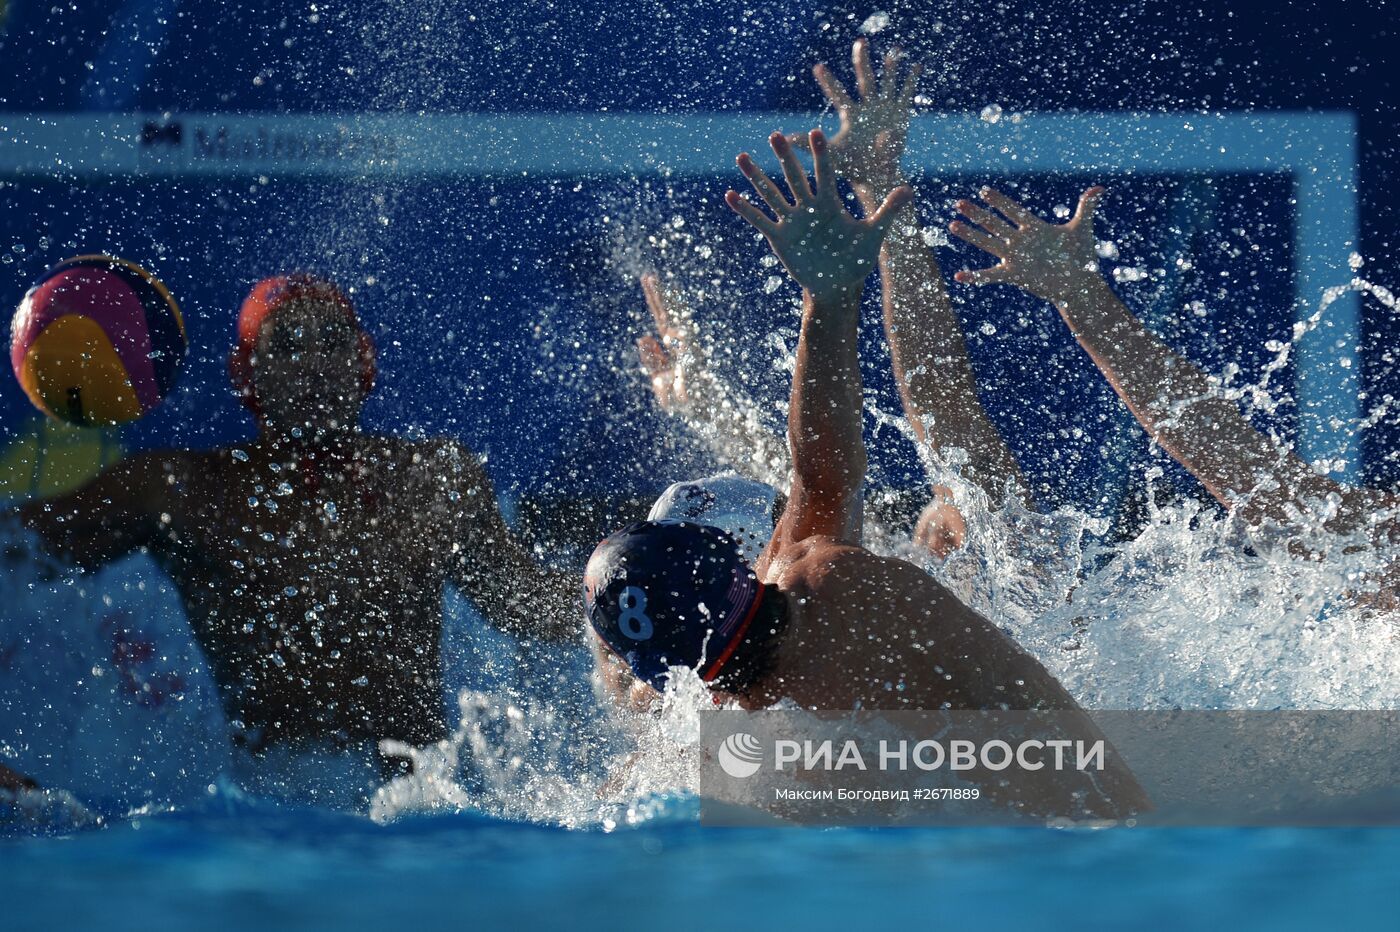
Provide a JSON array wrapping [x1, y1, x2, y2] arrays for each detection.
[[393, 436, 502, 528], [760, 535, 882, 587], [389, 434, 467, 467]]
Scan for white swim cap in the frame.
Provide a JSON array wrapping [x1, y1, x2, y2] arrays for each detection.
[[647, 472, 779, 564]]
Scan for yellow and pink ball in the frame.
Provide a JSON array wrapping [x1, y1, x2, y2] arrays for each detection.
[[10, 255, 187, 426]]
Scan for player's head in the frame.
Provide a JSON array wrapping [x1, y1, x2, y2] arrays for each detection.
[[583, 520, 786, 695], [228, 274, 376, 435]]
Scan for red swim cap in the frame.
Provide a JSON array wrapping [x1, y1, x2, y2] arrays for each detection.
[[228, 274, 377, 415]]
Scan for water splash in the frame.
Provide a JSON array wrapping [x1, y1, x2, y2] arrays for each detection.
[[3, 246, 1397, 829], [370, 672, 713, 829]]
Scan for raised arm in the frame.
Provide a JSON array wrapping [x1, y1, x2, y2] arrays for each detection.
[[726, 129, 911, 548], [950, 186, 1393, 536], [16, 452, 163, 571], [792, 40, 1026, 501], [636, 275, 791, 490], [434, 441, 580, 643]]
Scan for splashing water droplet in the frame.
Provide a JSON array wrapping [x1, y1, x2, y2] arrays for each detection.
[[860, 12, 891, 35], [921, 226, 949, 248]]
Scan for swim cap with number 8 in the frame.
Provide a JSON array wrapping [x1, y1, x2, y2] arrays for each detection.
[[583, 520, 765, 691]]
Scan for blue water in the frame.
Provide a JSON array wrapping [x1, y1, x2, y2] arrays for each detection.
[[4, 518, 1398, 930], [3, 803, 1397, 930]]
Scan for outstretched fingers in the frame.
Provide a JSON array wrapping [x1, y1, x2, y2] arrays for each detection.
[[1074, 186, 1107, 226], [785, 131, 813, 153], [813, 62, 854, 113], [641, 274, 673, 334], [956, 199, 1015, 240], [726, 189, 779, 237], [948, 220, 1007, 258], [738, 151, 792, 216], [769, 132, 814, 205], [899, 61, 924, 104], [868, 184, 915, 237], [642, 274, 695, 349], [853, 38, 878, 99], [953, 265, 1010, 286], [808, 129, 839, 202], [637, 333, 669, 377], [878, 47, 903, 99], [978, 187, 1042, 228]]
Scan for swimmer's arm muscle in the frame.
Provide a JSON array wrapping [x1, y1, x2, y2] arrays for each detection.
[[1059, 284, 1397, 539], [444, 450, 579, 643], [877, 219, 1027, 501], [16, 453, 163, 570], [1052, 276, 1342, 528], [951, 187, 1369, 534], [800, 40, 1024, 499], [780, 286, 869, 543], [725, 129, 910, 545]]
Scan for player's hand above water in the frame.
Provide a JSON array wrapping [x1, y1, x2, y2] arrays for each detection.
[[913, 485, 968, 560], [788, 39, 922, 203], [636, 274, 702, 412], [727, 130, 912, 302], [950, 186, 1108, 307]]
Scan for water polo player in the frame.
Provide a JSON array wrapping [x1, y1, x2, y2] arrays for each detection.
[[948, 185, 1399, 607], [16, 274, 577, 768], [636, 43, 1032, 563], [588, 129, 1112, 720]]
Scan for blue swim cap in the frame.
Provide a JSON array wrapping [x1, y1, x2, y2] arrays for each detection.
[[584, 520, 767, 691]]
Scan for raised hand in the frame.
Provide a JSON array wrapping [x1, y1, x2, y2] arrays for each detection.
[[789, 39, 922, 201], [913, 485, 968, 560], [636, 274, 701, 412], [635, 276, 791, 488], [726, 129, 912, 302], [950, 186, 1107, 306]]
